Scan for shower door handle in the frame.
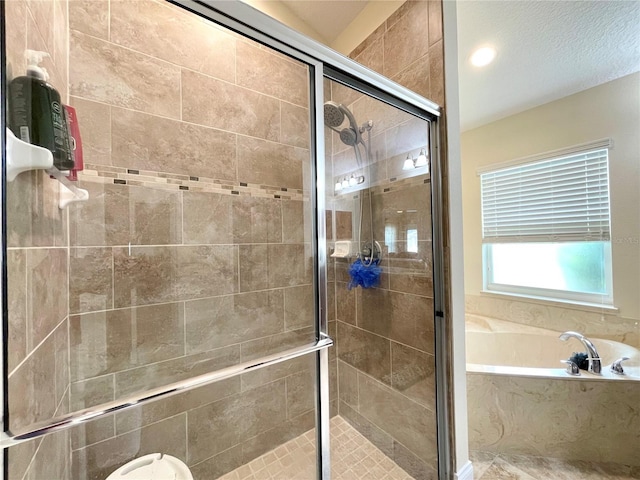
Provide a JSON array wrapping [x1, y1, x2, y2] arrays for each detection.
[[0, 335, 334, 448]]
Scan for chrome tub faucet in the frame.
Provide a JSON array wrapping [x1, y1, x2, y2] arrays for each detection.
[[559, 331, 602, 374]]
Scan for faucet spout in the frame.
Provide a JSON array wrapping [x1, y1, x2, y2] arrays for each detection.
[[559, 331, 602, 374]]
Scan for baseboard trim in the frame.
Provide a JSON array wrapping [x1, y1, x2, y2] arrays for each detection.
[[455, 461, 474, 480]]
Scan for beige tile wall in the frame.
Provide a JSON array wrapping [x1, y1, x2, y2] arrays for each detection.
[[5, 0, 447, 479], [5, 0, 334, 478], [64, 0, 325, 478], [467, 373, 640, 466], [328, 2, 445, 479], [5, 0, 72, 477], [466, 294, 640, 348]]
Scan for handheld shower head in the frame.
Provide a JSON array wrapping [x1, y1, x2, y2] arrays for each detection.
[[324, 101, 363, 146], [339, 127, 358, 146], [324, 101, 345, 128]]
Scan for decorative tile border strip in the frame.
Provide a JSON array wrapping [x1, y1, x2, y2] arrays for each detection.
[[336, 173, 430, 199], [373, 173, 431, 194], [78, 163, 308, 201]]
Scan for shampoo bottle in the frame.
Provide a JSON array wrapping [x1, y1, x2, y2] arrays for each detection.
[[8, 50, 74, 171]]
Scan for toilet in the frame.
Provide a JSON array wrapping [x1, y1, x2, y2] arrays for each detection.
[[106, 453, 193, 480]]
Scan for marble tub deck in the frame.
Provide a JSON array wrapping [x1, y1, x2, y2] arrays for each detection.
[[472, 451, 640, 479], [217, 416, 413, 480]]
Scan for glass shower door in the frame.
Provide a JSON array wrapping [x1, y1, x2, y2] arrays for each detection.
[[3, 1, 325, 478], [324, 77, 440, 479]]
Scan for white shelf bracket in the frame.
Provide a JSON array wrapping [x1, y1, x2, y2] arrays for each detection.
[[6, 128, 54, 181], [58, 182, 89, 209]]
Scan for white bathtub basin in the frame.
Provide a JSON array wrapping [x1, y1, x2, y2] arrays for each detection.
[[465, 316, 640, 380], [466, 331, 638, 369]]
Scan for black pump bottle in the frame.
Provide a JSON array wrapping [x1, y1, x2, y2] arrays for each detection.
[[8, 50, 74, 171]]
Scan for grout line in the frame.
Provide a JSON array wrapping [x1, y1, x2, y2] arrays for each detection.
[[185, 410, 189, 466], [180, 188, 185, 245], [335, 319, 435, 358], [65, 315, 72, 414], [67, 93, 309, 151], [9, 316, 68, 378], [68, 242, 313, 249], [71, 322, 314, 381], [10, 246, 69, 251], [73, 410, 188, 454], [235, 134, 239, 185], [23, 249, 29, 356], [68, 283, 315, 317], [278, 100, 282, 144], [183, 301, 187, 356], [56, 383, 71, 416], [338, 358, 436, 415], [19, 433, 43, 480], [389, 337, 393, 390], [233, 34, 237, 85], [356, 368, 361, 412], [284, 376, 289, 421], [111, 247, 115, 310], [70, 28, 309, 110], [236, 245, 241, 293]]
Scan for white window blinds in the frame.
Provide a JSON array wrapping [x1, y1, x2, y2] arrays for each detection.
[[481, 148, 610, 243]]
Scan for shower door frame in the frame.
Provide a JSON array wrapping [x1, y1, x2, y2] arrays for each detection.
[[0, 1, 451, 478]]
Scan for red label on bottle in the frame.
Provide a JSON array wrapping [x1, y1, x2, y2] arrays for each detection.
[[64, 105, 83, 181]]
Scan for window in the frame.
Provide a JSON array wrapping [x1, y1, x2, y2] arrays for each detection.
[[480, 146, 613, 305], [406, 228, 418, 253], [385, 225, 397, 253]]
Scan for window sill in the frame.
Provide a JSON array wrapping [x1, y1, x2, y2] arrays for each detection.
[[480, 290, 620, 314]]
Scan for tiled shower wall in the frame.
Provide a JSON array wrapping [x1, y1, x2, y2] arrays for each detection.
[[65, 1, 332, 478], [328, 2, 445, 479], [5, 0, 338, 479], [5, 0, 72, 478]]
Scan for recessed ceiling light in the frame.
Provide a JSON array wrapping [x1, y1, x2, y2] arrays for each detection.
[[470, 46, 496, 67]]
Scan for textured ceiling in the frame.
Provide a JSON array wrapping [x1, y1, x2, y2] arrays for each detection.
[[266, 1, 640, 131], [457, 0, 640, 131]]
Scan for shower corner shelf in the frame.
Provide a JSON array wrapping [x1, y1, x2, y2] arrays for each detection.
[[6, 128, 89, 209]]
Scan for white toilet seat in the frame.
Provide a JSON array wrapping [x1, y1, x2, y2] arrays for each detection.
[[106, 453, 193, 480]]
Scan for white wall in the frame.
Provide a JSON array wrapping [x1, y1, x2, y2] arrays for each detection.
[[461, 73, 640, 337], [443, 1, 471, 477], [330, 1, 404, 54], [241, 0, 327, 43], [242, 0, 403, 56]]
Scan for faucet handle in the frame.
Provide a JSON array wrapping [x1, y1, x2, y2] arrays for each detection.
[[610, 357, 630, 375], [561, 359, 580, 376]]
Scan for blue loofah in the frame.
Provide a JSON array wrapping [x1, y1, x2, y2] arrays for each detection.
[[347, 258, 382, 290]]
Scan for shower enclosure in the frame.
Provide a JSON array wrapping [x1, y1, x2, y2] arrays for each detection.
[[1, 1, 448, 478]]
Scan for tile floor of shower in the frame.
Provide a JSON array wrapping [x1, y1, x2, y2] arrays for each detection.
[[217, 416, 413, 480]]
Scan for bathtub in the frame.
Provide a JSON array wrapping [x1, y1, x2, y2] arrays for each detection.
[[465, 315, 640, 466], [466, 314, 640, 379]]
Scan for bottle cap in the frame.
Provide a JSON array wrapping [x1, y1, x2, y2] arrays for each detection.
[[25, 49, 50, 81]]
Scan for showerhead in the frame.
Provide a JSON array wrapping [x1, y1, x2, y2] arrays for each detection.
[[324, 100, 363, 148], [339, 127, 358, 146], [324, 101, 345, 128]]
